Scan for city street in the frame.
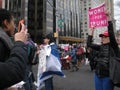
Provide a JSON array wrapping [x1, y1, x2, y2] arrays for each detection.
[[54, 65, 94, 90], [33, 64, 120, 90], [53, 65, 120, 90]]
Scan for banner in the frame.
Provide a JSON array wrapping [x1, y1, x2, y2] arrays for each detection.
[[89, 3, 108, 28]]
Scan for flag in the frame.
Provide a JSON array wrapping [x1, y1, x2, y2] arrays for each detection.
[[37, 43, 65, 90]]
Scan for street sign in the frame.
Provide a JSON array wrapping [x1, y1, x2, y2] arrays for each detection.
[[57, 19, 64, 28], [58, 24, 64, 28]]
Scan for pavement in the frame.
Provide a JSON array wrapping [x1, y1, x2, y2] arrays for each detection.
[[53, 65, 120, 90], [33, 64, 120, 90], [53, 65, 95, 90]]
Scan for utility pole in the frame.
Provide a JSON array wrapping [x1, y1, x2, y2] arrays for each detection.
[[35, 0, 38, 41], [53, 0, 57, 43]]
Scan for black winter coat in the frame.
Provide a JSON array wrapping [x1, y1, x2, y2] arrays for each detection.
[[87, 35, 110, 77], [0, 40, 28, 89], [87, 21, 118, 77]]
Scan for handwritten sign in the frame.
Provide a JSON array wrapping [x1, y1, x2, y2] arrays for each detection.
[[89, 3, 108, 28]]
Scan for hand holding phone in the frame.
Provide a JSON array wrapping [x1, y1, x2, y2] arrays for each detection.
[[18, 19, 24, 32], [18, 19, 28, 33]]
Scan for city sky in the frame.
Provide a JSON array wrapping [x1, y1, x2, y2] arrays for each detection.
[[114, 0, 120, 30]]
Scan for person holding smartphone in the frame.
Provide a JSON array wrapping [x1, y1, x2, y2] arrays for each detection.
[[0, 9, 28, 89]]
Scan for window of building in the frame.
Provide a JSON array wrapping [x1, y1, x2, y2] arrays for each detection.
[[82, 33, 84, 35], [85, 22, 87, 24], [84, 18, 87, 20], [85, 29, 88, 31]]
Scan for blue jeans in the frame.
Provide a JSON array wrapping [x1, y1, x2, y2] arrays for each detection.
[[94, 73, 114, 90], [24, 73, 34, 90], [45, 77, 53, 90]]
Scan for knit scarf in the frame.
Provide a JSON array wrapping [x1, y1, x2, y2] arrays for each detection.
[[0, 27, 14, 50]]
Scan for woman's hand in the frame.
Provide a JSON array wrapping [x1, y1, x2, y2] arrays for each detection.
[[105, 10, 112, 21], [14, 26, 28, 43], [89, 26, 95, 36]]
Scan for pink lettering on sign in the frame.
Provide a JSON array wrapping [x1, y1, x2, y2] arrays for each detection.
[[89, 3, 108, 28]]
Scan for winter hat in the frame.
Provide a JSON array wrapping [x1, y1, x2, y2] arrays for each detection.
[[99, 30, 109, 37]]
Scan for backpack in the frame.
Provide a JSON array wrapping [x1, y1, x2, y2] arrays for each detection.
[[26, 40, 38, 65], [109, 47, 120, 87]]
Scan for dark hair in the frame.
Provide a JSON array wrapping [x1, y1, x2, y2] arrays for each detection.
[[0, 9, 12, 28], [45, 33, 55, 43]]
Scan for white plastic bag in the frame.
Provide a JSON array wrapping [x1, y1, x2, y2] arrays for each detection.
[[85, 58, 89, 65]]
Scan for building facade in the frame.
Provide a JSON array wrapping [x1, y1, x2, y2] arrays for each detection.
[[56, 0, 82, 43], [80, 0, 91, 43], [2, 0, 26, 25], [27, 0, 84, 43], [1, 0, 88, 44]]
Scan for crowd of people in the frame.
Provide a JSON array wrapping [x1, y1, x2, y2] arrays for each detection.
[[59, 44, 87, 71], [0, 7, 120, 90]]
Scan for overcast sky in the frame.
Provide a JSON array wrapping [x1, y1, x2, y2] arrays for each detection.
[[114, 0, 120, 30]]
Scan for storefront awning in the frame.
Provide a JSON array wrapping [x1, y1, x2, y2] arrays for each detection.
[[59, 36, 84, 42]]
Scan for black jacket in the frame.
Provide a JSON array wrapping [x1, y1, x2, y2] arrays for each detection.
[[108, 21, 120, 57], [0, 41, 28, 89], [87, 36, 110, 77], [108, 21, 120, 86], [87, 21, 116, 77], [0, 39, 10, 62]]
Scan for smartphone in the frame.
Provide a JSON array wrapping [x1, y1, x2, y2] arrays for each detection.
[[18, 19, 24, 32]]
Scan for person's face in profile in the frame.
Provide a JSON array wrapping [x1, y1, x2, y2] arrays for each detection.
[[3, 17, 15, 36]]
